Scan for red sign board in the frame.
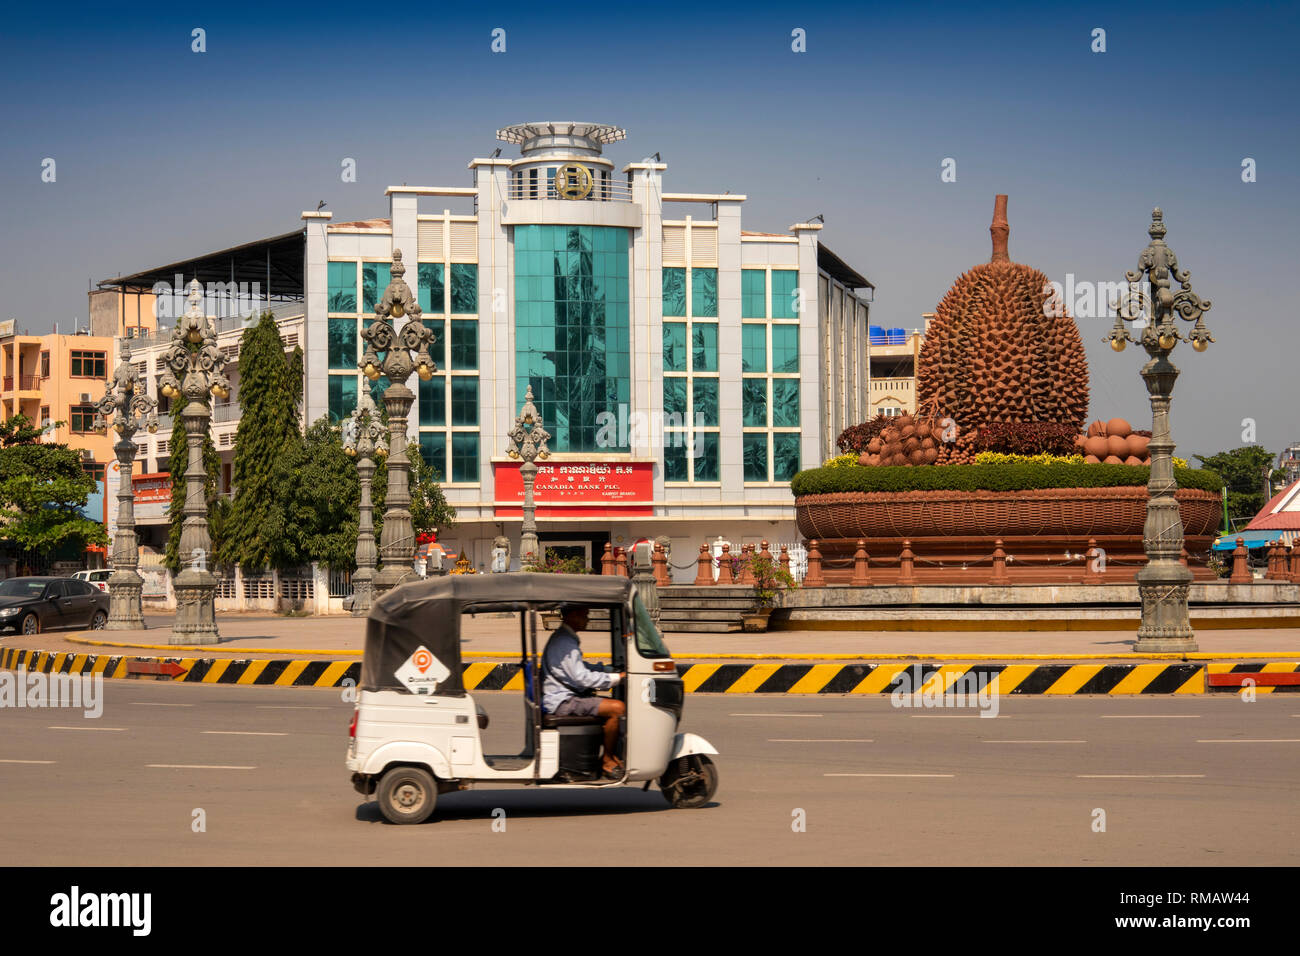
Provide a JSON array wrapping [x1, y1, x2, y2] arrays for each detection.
[[494, 461, 654, 517], [133, 473, 172, 504]]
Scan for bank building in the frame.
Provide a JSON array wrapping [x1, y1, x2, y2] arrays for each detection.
[[94, 122, 874, 578]]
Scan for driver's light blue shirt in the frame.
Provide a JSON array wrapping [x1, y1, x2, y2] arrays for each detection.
[[541, 625, 615, 713]]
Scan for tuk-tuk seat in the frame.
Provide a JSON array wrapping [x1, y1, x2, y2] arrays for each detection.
[[540, 712, 606, 729]]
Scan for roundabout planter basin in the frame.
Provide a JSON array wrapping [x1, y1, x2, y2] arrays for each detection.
[[795, 486, 1222, 541]]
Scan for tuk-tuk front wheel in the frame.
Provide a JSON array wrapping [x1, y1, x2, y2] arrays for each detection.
[[659, 755, 717, 809], [377, 766, 438, 824]]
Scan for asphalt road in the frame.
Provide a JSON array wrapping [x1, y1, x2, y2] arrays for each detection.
[[1, 681, 1297, 865]]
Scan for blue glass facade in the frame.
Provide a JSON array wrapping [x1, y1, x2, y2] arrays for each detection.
[[514, 225, 630, 453]]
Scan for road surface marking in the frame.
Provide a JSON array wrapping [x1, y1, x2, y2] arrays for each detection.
[[201, 731, 289, 736], [146, 764, 256, 770], [1077, 774, 1205, 778], [826, 773, 955, 778], [47, 726, 125, 732], [1100, 714, 1199, 719], [768, 738, 873, 743], [729, 713, 822, 718], [255, 706, 330, 710], [908, 715, 1009, 719], [131, 702, 193, 707], [982, 739, 1087, 744], [1196, 739, 1300, 743], [0, 759, 55, 764]]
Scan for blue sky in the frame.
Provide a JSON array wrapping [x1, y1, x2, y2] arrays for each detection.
[[1, 0, 1296, 459]]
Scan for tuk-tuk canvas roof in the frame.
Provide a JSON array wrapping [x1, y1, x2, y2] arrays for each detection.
[[361, 574, 635, 695]]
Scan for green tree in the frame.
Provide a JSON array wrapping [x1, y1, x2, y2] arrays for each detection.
[[271, 417, 360, 569], [0, 413, 107, 561], [164, 397, 224, 574], [1193, 446, 1286, 529], [373, 442, 456, 541], [267, 415, 456, 571], [219, 313, 302, 571], [287, 345, 305, 407]]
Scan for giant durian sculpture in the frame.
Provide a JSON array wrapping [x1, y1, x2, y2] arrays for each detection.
[[917, 195, 1089, 432]]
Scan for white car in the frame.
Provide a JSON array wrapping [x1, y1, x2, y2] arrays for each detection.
[[72, 569, 113, 593]]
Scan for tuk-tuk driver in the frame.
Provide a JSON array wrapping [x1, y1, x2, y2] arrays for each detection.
[[542, 604, 626, 777]]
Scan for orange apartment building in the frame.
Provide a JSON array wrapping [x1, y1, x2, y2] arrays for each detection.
[[0, 321, 137, 486]]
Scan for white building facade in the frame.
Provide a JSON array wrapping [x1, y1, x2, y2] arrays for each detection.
[[299, 122, 872, 578]]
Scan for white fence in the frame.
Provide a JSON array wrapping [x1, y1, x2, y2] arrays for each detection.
[[141, 563, 349, 614], [702, 538, 807, 583]]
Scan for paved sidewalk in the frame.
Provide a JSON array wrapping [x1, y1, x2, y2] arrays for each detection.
[[6, 613, 1300, 661]]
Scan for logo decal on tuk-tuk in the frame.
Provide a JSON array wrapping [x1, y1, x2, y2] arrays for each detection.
[[395, 645, 451, 694]]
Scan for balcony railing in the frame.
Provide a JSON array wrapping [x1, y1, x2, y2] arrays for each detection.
[[2, 375, 41, 391], [868, 328, 924, 346], [212, 402, 241, 424], [869, 377, 915, 394], [132, 299, 305, 348], [507, 178, 635, 203]]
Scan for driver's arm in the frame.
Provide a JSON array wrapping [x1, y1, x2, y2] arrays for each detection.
[[555, 646, 620, 692]]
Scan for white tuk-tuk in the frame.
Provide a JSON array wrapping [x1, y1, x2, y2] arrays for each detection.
[[347, 573, 719, 824]]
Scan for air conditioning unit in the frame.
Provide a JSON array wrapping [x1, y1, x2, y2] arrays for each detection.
[[80, 392, 91, 403], [80, 448, 94, 462]]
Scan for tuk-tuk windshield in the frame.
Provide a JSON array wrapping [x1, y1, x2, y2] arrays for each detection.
[[633, 593, 671, 659]]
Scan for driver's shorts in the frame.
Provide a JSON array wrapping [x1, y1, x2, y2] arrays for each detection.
[[553, 696, 602, 717]]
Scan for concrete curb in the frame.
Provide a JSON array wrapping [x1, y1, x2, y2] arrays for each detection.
[[4, 647, 1298, 695], [67, 637, 362, 656], [60, 636, 1300, 663]]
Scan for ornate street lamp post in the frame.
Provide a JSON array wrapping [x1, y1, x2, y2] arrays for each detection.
[[158, 280, 230, 645], [360, 250, 437, 597], [506, 385, 552, 567], [93, 339, 158, 629], [342, 388, 388, 615], [1106, 208, 1213, 652]]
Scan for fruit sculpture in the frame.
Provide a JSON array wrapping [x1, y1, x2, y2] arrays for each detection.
[[842, 197, 1163, 470], [856, 409, 946, 467], [1077, 417, 1152, 465], [916, 195, 1089, 433]]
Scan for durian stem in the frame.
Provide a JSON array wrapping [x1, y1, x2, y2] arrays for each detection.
[[991, 194, 1010, 263]]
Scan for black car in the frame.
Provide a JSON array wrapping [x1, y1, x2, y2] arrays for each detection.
[[0, 577, 110, 635]]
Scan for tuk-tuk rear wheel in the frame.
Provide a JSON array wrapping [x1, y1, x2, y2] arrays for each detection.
[[377, 766, 438, 824], [660, 755, 717, 809]]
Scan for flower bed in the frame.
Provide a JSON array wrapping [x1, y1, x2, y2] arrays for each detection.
[[791, 462, 1223, 496]]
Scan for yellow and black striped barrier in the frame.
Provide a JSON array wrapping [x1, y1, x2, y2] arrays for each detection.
[[4, 646, 1298, 694], [0, 648, 360, 688]]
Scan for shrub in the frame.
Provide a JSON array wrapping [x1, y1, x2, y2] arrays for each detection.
[[790, 462, 1225, 496], [835, 414, 894, 454], [974, 452, 1086, 467], [822, 453, 860, 468], [523, 548, 592, 574], [974, 451, 1187, 468], [970, 421, 1079, 456], [736, 552, 799, 609]]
